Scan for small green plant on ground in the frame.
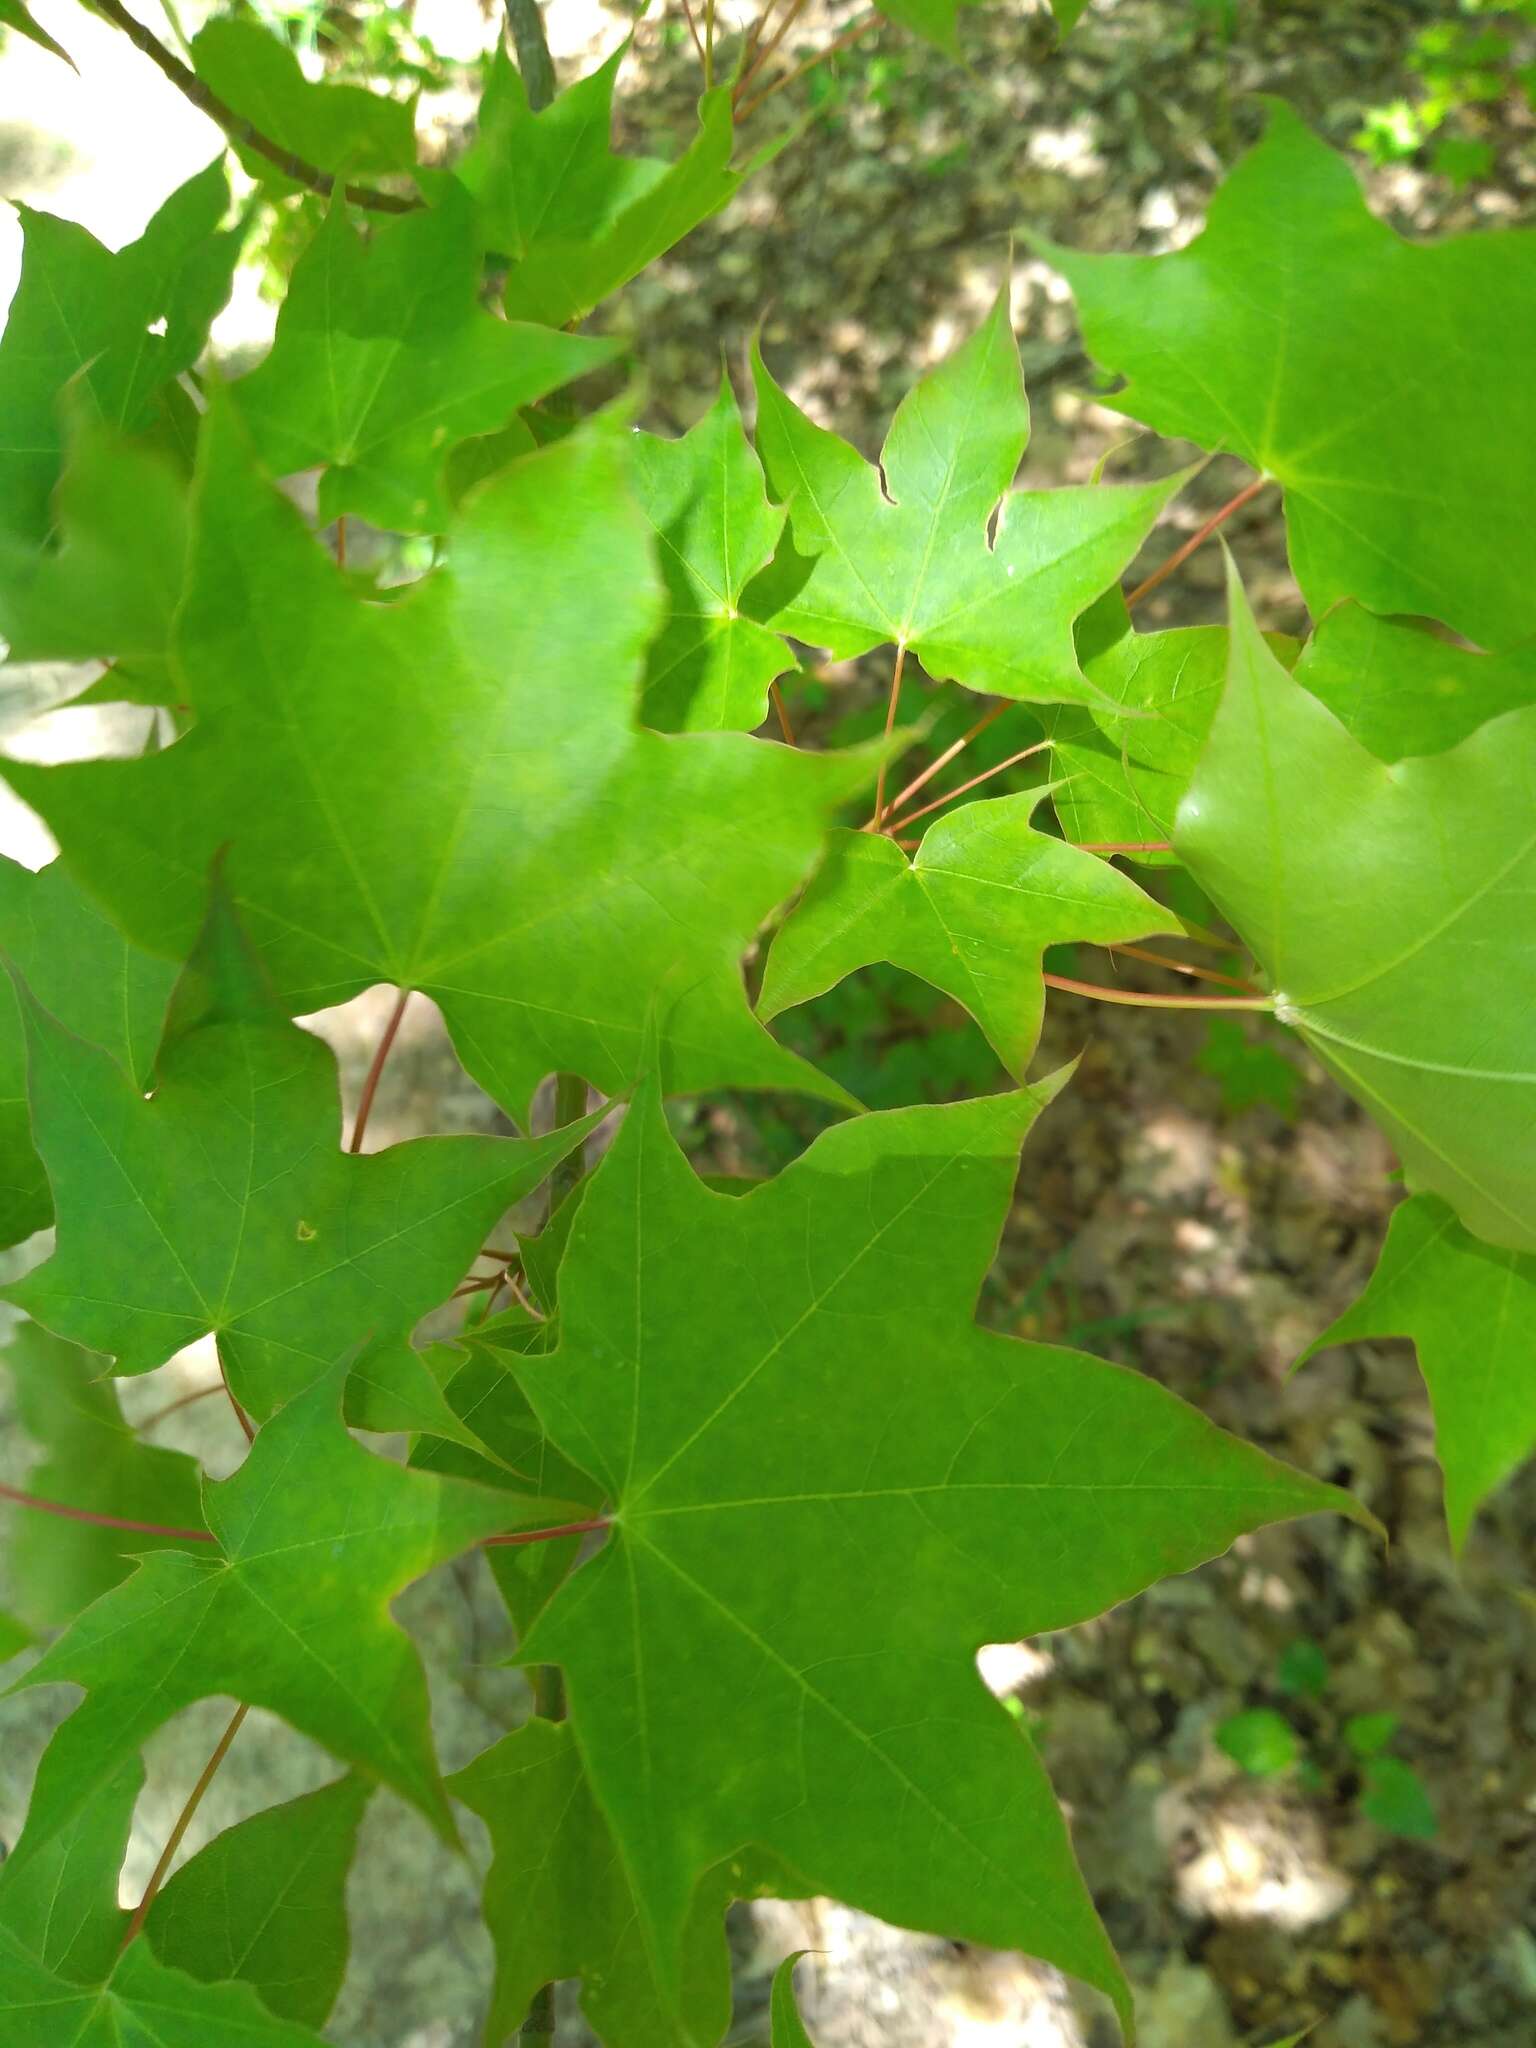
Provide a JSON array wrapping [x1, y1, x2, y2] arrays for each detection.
[[0, 0, 1531, 2042], [1216, 1642, 1438, 1842]]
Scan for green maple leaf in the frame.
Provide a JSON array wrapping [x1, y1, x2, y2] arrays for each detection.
[[1049, 593, 1297, 864], [0, 1723, 329, 2045], [231, 180, 617, 534], [1306, 1194, 1536, 1550], [511, 1078, 1362, 2028], [0, 0, 73, 64], [867, 0, 973, 56], [460, 46, 745, 329], [1040, 102, 1536, 650], [146, 1775, 371, 2027], [0, 853, 177, 1249], [0, 412, 188, 688], [3, 404, 873, 1118], [758, 791, 1176, 1077], [191, 19, 418, 193], [407, 1311, 603, 1636], [632, 375, 794, 732], [2, 1322, 205, 1630], [0, 1717, 136, 1986], [6, 886, 598, 1430], [1175, 562, 1536, 1255], [11, 1362, 583, 1850], [751, 288, 1186, 708], [0, 162, 240, 551], [1294, 604, 1536, 761], [451, 1717, 795, 2048], [770, 1955, 817, 2046]]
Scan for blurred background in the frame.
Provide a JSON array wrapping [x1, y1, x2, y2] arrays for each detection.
[[1, 1, 1535, 2042]]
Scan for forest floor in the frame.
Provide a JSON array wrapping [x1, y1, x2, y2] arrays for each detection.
[[0, 0, 1534, 2044]]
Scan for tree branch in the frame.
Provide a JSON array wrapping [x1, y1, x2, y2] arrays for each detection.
[[90, 0, 422, 213], [503, 0, 557, 112]]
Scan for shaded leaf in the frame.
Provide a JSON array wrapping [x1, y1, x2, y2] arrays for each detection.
[[451, 1717, 796, 2048], [13, 1363, 585, 1850], [1360, 1757, 1437, 1839], [0, 1716, 136, 1984], [233, 181, 616, 534], [1042, 102, 1536, 648], [409, 1314, 602, 1637], [7, 885, 599, 1428], [0, 854, 177, 1250], [0, 163, 239, 550], [2, 1321, 205, 1631], [632, 375, 794, 731], [515, 1078, 1363, 2027], [0, 1724, 328, 2045], [0, 413, 188, 687], [752, 289, 1186, 708], [191, 19, 418, 192], [1175, 563, 1536, 1254], [1305, 1194, 1536, 1549], [461, 47, 743, 328], [759, 791, 1175, 1076], [146, 1774, 371, 2026], [4, 404, 874, 1119], [1295, 603, 1536, 761], [1050, 593, 1297, 865]]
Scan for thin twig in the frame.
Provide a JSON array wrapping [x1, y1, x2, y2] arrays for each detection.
[[1126, 475, 1269, 609], [1043, 972, 1271, 1012], [881, 738, 1053, 837], [123, 1704, 250, 1946], [769, 680, 796, 745], [454, 1274, 505, 1299], [738, 0, 778, 78], [3, 1480, 608, 1553], [484, 1516, 610, 1548], [679, 0, 708, 68], [736, 8, 880, 120], [704, 0, 717, 85], [877, 702, 1007, 828], [90, 0, 420, 212], [0, 1480, 212, 1543], [219, 1358, 255, 1445], [335, 516, 348, 571], [1103, 944, 1258, 993], [135, 1382, 224, 1431], [867, 643, 908, 829], [350, 989, 411, 1153], [506, 1273, 547, 1321], [733, 0, 809, 102]]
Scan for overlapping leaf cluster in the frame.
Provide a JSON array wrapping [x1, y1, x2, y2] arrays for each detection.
[[0, 11, 1530, 2048]]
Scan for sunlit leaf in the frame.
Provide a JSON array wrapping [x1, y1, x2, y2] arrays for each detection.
[[1306, 1193, 1536, 1548], [1176, 562, 1536, 1254], [752, 290, 1185, 708], [2, 404, 875, 1120], [759, 791, 1175, 1076], [1042, 102, 1536, 648], [513, 1078, 1363, 2027], [7, 885, 598, 1428], [232, 181, 616, 534]]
